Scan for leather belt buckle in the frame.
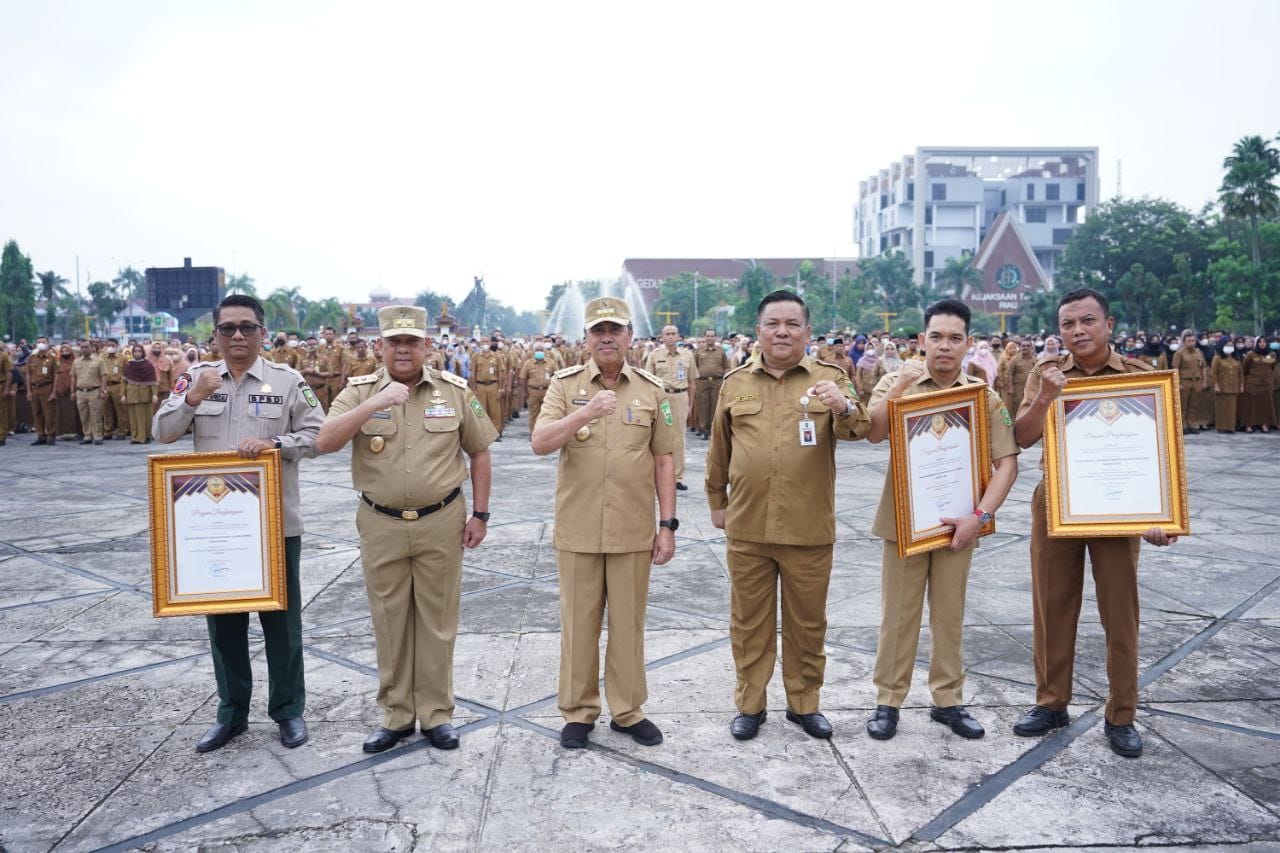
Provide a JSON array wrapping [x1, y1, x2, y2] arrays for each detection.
[[401, 509, 419, 521]]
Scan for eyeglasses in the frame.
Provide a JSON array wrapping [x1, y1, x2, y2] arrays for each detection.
[[215, 322, 262, 337]]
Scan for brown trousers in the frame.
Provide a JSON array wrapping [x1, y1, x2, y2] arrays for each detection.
[[474, 382, 503, 436], [727, 538, 832, 715], [1179, 381, 1197, 429], [667, 391, 689, 480], [1030, 483, 1140, 725], [103, 385, 127, 435], [873, 543, 973, 708], [127, 402, 151, 442], [526, 389, 547, 433], [694, 378, 722, 433], [557, 549, 651, 726], [356, 496, 465, 730], [1214, 393, 1238, 431], [30, 387, 56, 439]]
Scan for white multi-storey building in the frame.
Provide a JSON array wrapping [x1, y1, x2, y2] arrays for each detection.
[[854, 147, 1100, 289]]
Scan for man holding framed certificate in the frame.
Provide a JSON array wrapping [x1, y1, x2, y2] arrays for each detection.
[[1012, 287, 1179, 759], [863, 299, 1019, 742], [153, 294, 323, 753]]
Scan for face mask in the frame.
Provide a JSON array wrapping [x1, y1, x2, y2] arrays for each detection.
[[61, 351, 72, 358], [1199, 338, 1209, 347], [1271, 342, 1280, 351], [106, 347, 117, 354], [897, 345, 907, 353], [287, 340, 298, 348], [534, 351, 545, 361], [36, 342, 48, 351], [1168, 342, 1180, 351], [1223, 346, 1235, 355]]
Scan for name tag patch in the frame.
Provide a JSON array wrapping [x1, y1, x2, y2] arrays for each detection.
[[425, 406, 457, 418], [572, 399, 590, 406], [207, 393, 228, 403], [249, 394, 283, 405], [370, 410, 392, 420]]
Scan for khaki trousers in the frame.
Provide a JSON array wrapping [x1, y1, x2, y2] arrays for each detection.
[[128, 402, 151, 442], [475, 382, 503, 435], [1179, 381, 1196, 429], [0, 390, 9, 441], [726, 538, 832, 715], [1030, 483, 1140, 725], [527, 390, 546, 433], [557, 549, 651, 726], [103, 385, 127, 435], [356, 495, 465, 730], [326, 380, 343, 413], [76, 390, 104, 440], [694, 378, 722, 433], [667, 390, 689, 480], [873, 544, 972, 707], [31, 387, 57, 439]]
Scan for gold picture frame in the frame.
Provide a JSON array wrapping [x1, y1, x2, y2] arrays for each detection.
[[1043, 370, 1189, 538], [148, 450, 287, 617], [887, 383, 993, 558]]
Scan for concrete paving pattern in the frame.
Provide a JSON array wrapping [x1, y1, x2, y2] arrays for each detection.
[[2, 419, 1279, 851]]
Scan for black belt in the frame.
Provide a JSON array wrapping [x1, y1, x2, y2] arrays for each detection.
[[78, 386, 100, 391], [476, 380, 498, 385], [665, 386, 687, 393], [696, 376, 723, 381], [361, 487, 460, 521]]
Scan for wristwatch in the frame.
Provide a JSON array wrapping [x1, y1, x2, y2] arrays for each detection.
[[472, 511, 491, 523], [972, 508, 993, 525], [658, 518, 679, 531], [273, 437, 283, 450]]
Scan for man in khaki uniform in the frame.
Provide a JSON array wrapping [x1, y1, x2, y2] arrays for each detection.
[[864, 300, 1020, 742], [693, 329, 730, 439], [25, 338, 60, 444], [318, 305, 496, 754], [532, 296, 679, 749], [469, 342, 505, 439], [706, 290, 869, 741], [100, 338, 129, 439], [644, 325, 698, 489], [0, 343, 12, 445], [71, 341, 108, 444], [1012, 287, 1177, 759], [1006, 339, 1038, 416], [519, 344, 557, 432], [1172, 331, 1208, 434], [826, 338, 854, 378], [319, 328, 345, 409], [266, 333, 301, 369], [344, 339, 379, 379]]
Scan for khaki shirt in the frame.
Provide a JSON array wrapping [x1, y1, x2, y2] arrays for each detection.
[[26, 350, 58, 387], [0, 349, 11, 393], [328, 367, 496, 509], [1244, 351, 1277, 392], [72, 354, 107, 390], [1171, 347, 1206, 384], [645, 346, 699, 391], [705, 356, 869, 546], [694, 344, 730, 380], [424, 350, 447, 372], [1008, 354, 1037, 397], [153, 357, 322, 537], [540, 361, 680, 553], [102, 352, 128, 386], [318, 345, 344, 378], [869, 369, 1019, 541], [266, 347, 301, 369], [346, 355, 380, 377], [520, 357, 556, 390], [471, 351, 504, 384], [1211, 354, 1243, 394]]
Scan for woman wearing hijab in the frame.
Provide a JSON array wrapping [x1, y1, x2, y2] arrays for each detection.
[[1242, 336, 1277, 433], [854, 339, 881, 405], [1211, 338, 1244, 434], [967, 340, 1000, 387], [122, 343, 158, 443], [1192, 333, 1216, 430], [997, 341, 1019, 409], [1141, 335, 1168, 371], [53, 343, 80, 440]]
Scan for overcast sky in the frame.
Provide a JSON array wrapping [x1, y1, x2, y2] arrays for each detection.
[[3, 0, 1278, 312]]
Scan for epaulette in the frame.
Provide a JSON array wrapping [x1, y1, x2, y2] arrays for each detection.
[[813, 357, 847, 373], [261, 359, 301, 378], [347, 372, 380, 386], [1122, 356, 1155, 372], [439, 370, 469, 389], [555, 365, 586, 379], [631, 366, 664, 388], [723, 359, 753, 380]]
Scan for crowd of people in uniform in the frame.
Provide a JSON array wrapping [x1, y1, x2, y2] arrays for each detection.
[[7, 287, 1254, 765]]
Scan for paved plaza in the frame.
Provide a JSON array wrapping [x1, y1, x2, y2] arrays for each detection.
[[2, 417, 1279, 852]]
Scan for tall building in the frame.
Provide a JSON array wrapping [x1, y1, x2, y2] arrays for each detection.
[[854, 147, 1100, 312], [145, 257, 225, 326]]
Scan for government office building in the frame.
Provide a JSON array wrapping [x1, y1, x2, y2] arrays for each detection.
[[853, 147, 1100, 313]]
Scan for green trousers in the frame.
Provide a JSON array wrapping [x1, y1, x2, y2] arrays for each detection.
[[206, 536, 305, 725]]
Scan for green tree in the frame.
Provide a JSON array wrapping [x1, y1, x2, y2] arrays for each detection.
[[413, 289, 454, 318], [937, 252, 983, 298], [263, 287, 299, 331], [0, 240, 37, 342], [87, 280, 125, 334], [739, 263, 775, 318], [112, 266, 145, 303], [1164, 252, 1215, 333], [1114, 263, 1163, 330], [1219, 134, 1280, 334], [36, 270, 69, 338], [1016, 289, 1058, 335], [226, 273, 257, 296], [855, 251, 919, 315]]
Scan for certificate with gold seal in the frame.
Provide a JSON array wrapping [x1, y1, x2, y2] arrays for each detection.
[[148, 451, 287, 616], [1043, 371, 1189, 538], [887, 383, 993, 558]]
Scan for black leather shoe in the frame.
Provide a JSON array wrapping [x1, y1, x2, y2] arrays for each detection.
[[196, 721, 247, 753], [79, 438, 91, 445], [560, 721, 593, 749], [1013, 705, 1070, 736], [675, 481, 689, 491], [866, 705, 899, 740], [93, 439, 103, 445], [32, 438, 46, 446], [424, 723, 459, 750], [930, 705, 985, 739], [278, 717, 308, 748], [362, 725, 415, 754], [730, 709, 767, 740], [610, 718, 663, 746], [785, 709, 833, 739], [1104, 721, 1143, 757]]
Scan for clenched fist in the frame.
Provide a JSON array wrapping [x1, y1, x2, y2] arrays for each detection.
[[185, 369, 224, 406], [1036, 366, 1067, 403], [367, 382, 411, 410], [583, 390, 617, 419]]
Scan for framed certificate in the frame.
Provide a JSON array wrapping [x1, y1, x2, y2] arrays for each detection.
[[1043, 371, 1189, 538], [148, 451, 287, 617], [887, 383, 993, 558]]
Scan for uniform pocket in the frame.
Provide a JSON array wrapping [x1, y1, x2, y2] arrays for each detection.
[[729, 399, 762, 417], [623, 409, 653, 448]]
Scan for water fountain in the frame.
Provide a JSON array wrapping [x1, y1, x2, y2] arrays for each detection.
[[544, 280, 585, 337], [608, 274, 654, 338]]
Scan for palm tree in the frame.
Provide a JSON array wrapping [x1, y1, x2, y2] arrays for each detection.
[[937, 252, 983, 298], [263, 288, 299, 331], [1219, 134, 1280, 333], [226, 274, 257, 297], [36, 270, 69, 338]]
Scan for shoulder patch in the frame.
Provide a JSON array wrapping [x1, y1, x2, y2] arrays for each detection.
[[555, 365, 586, 379], [439, 370, 469, 389], [722, 361, 752, 381], [347, 372, 380, 386], [1123, 357, 1155, 372], [631, 367, 664, 388]]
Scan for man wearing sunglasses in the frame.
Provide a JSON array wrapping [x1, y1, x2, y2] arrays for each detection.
[[153, 294, 324, 754]]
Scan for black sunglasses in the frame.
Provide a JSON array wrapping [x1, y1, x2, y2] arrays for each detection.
[[215, 322, 263, 337]]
